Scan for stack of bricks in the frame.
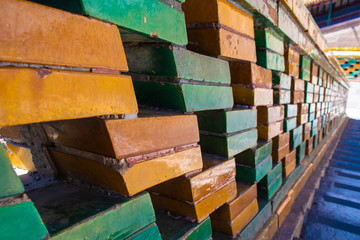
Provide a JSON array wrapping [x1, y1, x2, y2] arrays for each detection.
[[0, 0, 350, 239]]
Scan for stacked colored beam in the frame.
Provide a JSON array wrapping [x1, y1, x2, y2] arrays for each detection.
[[150, 156, 236, 223], [28, 183, 161, 239], [183, 0, 256, 62], [284, 45, 300, 78], [127, 44, 234, 112], [255, 28, 285, 72], [299, 56, 311, 82], [0, 0, 138, 127], [41, 113, 203, 196]]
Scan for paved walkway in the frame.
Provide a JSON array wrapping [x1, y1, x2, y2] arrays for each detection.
[[301, 119, 360, 239]]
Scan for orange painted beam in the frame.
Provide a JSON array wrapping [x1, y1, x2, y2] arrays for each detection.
[[150, 157, 235, 202], [48, 146, 203, 196], [233, 87, 273, 106], [0, 0, 127, 71], [0, 67, 138, 127], [42, 113, 198, 159], [150, 180, 237, 223], [258, 121, 283, 141]]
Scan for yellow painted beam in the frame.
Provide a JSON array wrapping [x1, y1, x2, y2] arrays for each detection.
[[3, 143, 36, 171], [0, 0, 128, 71], [151, 180, 237, 223], [48, 146, 203, 196], [0, 67, 138, 127]]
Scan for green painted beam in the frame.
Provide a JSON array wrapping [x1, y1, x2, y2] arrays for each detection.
[[126, 223, 162, 240], [0, 201, 48, 240], [272, 72, 291, 90], [27, 183, 156, 239], [291, 125, 303, 141], [258, 175, 282, 200], [32, 0, 188, 45], [155, 210, 212, 240], [300, 56, 311, 71], [290, 135, 302, 150], [125, 44, 230, 84], [254, 29, 284, 55], [0, 145, 24, 198], [283, 117, 297, 132], [236, 155, 272, 183], [235, 141, 272, 168], [256, 50, 285, 72], [196, 109, 257, 134], [258, 162, 282, 188], [133, 81, 233, 112], [311, 127, 318, 137], [296, 142, 306, 164], [285, 104, 298, 118], [308, 112, 315, 122], [200, 128, 258, 158], [300, 69, 310, 81]]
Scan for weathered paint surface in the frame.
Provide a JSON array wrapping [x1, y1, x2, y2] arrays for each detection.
[[0, 0, 128, 71], [272, 72, 291, 90], [196, 109, 257, 134], [43, 114, 199, 159], [230, 62, 272, 89], [211, 183, 257, 222], [235, 141, 272, 167], [125, 44, 230, 84], [0, 201, 48, 240], [134, 81, 234, 112], [0, 68, 138, 127], [255, 29, 284, 55], [283, 117, 297, 132], [298, 103, 309, 115], [4, 143, 36, 172], [273, 89, 291, 104], [155, 211, 212, 240], [256, 50, 285, 72], [151, 180, 237, 222], [257, 105, 284, 124], [186, 28, 257, 62], [285, 104, 298, 118], [257, 121, 283, 141], [150, 158, 235, 202], [200, 128, 258, 158], [233, 86, 273, 106], [211, 199, 258, 236], [236, 155, 272, 183], [48, 146, 203, 196]]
